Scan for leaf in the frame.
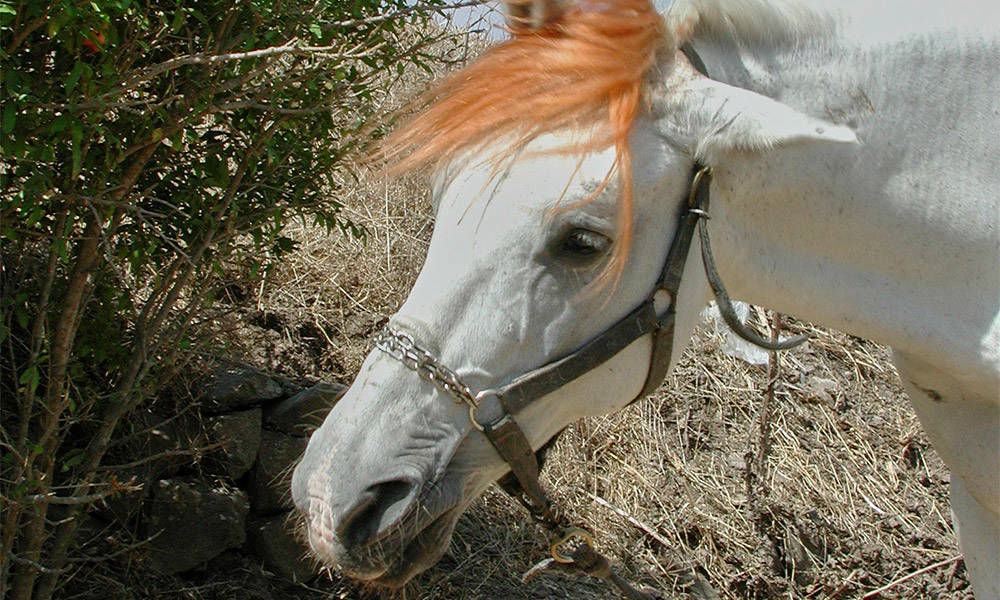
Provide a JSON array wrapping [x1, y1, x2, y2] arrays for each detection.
[[51, 113, 70, 133], [65, 62, 85, 94], [18, 365, 39, 395], [14, 306, 28, 329], [1, 102, 14, 134], [60, 449, 86, 472], [170, 6, 185, 32], [275, 235, 297, 253]]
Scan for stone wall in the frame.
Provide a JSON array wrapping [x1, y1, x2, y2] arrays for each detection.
[[101, 365, 346, 582]]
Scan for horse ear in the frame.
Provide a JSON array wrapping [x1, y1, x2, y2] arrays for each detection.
[[503, 1, 573, 31], [665, 75, 857, 161]]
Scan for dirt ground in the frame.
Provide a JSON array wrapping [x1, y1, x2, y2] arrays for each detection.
[[63, 164, 971, 600]]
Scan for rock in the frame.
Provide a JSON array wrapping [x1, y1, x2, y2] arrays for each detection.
[[675, 568, 721, 600], [144, 478, 249, 574], [803, 377, 838, 405], [204, 366, 283, 411], [688, 572, 722, 600], [247, 513, 318, 582], [252, 430, 308, 513], [134, 409, 207, 474], [784, 521, 829, 588], [263, 382, 346, 436], [784, 530, 816, 586], [207, 409, 262, 479], [99, 410, 207, 525]]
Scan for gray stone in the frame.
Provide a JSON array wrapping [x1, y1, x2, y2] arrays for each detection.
[[204, 366, 283, 411], [784, 524, 825, 587], [263, 382, 346, 436], [144, 478, 249, 574], [134, 409, 207, 473], [785, 533, 815, 586], [247, 513, 318, 582], [252, 430, 308, 513], [803, 377, 838, 405], [207, 409, 262, 479], [99, 410, 207, 525]]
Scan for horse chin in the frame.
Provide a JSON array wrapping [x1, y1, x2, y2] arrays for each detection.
[[324, 505, 463, 589]]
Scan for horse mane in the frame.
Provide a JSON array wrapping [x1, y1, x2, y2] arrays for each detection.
[[378, 0, 667, 284], [377, 0, 831, 171]]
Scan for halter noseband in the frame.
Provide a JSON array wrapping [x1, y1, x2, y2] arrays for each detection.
[[374, 161, 806, 596], [372, 47, 806, 598]]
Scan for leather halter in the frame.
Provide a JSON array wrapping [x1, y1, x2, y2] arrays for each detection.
[[375, 161, 806, 558], [376, 160, 806, 489], [373, 45, 807, 597], [469, 162, 713, 525]]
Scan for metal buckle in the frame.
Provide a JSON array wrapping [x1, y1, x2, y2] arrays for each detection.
[[687, 165, 712, 208], [550, 527, 594, 563]]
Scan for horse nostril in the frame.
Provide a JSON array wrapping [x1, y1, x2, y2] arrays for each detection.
[[336, 479, 415, 549]]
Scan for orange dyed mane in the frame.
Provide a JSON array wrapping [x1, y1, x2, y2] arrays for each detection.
[[379, 0, 668, 282]]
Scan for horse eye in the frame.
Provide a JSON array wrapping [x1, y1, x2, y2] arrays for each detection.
[[556, 228, 611, 259]]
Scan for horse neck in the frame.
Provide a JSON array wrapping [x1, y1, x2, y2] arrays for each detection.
[[693, 27, 1000, 382]]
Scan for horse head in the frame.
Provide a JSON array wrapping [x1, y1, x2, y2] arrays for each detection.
[[292, 0, 854, 587]]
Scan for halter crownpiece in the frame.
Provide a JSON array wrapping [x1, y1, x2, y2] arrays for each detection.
[[375, 157, 806, 598], [373, 46, 807, 599]]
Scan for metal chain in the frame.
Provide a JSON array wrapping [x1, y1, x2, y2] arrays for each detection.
[[373, 326, 478, 408], [374, 324, 661, 599]]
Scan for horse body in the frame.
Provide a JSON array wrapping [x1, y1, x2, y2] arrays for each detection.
[[676, 7, 1000, 593], [293, 1, 1000, 595]]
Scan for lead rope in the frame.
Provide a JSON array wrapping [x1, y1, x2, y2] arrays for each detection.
[[472, 411, 661, 597], [507, 483, 664, 599]]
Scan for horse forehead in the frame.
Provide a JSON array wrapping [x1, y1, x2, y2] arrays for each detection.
[[435, 127, 672, 226]]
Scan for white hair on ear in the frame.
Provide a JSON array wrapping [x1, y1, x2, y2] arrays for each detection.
[[650, 56, 856, 164], [687, 78, 857, 162]]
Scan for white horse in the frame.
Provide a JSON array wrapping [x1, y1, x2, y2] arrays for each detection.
[[293, 0, 1000, 596]]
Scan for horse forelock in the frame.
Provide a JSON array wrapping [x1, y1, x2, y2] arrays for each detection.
[[378, 0, 668, 285]]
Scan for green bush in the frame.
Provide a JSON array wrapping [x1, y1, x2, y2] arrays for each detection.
[[0, 2, 468, 597]]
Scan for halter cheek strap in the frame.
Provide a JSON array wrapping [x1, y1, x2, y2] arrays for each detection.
[[472, 162, 806, 428], [372, 45, 807, 598]]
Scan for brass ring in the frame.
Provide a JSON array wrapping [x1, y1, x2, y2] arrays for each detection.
[[550, 527, 594, 563], [468, 389, 499, 432], [687, 165, 712, 208], [468, 404, 485, 432]]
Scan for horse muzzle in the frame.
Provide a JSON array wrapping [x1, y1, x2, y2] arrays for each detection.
[[290, 359, 473, 586], [295, 483, 463, 587]]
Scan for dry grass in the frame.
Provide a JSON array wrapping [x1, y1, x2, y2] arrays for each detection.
[[233, 168, 968, 600], [75, 135, 969, 600]]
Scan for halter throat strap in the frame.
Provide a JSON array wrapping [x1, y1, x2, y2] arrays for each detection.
[[371, 44, 807, 598]]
